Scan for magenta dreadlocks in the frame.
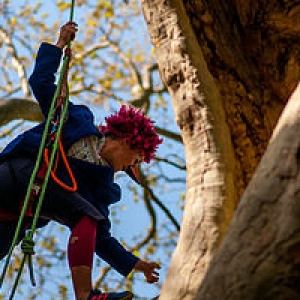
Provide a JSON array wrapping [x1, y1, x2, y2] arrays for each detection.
[[99, 105, 163, 163]]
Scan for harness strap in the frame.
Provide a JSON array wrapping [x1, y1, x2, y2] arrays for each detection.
[[22, 162, 47, 217]]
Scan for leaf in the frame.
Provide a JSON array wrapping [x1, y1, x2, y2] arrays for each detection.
[[132, 249, 140, 257], [10, 17, 17, 26], [135, 54, 144, 62], [57, 1, 71, 11], [115, 71, 123, 79], [104, 8, 114, 18], [87, 19, 97, 27], [103, 80, 112, 89]]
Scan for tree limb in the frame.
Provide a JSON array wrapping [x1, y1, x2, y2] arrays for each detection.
[[140, 172, 181, 232], [0, 26, 31, 97], [155, 126, 182, 143], [0, 98, 43, 126], [154, 156, 186, 170]]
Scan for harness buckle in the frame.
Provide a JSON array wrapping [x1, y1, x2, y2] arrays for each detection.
[[32, 183, 42, 196]]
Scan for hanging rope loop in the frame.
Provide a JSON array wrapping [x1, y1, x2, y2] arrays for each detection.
[[44, 137, 78, 192]]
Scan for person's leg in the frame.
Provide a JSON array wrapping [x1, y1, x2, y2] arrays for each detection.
[[0, 160, 25, 213], [67, 216, 134, 300], [68, 216, 98, 300], [0, 160, 29, 259], [0, 221, 26, 260]]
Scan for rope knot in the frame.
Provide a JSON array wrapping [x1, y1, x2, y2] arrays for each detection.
[[21, 236, 35, 256]]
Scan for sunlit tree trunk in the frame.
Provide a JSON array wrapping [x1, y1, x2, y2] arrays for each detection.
[[141, 0, 300, 299], [142, 1, 237, 298], [196, 83, 300, 299]]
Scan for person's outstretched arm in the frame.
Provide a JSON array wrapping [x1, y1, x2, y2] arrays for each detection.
[[28, 22, 78, 117]]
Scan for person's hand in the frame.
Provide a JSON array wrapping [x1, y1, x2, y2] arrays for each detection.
[[134, 260, 160, 283], [55, 21, 78, 49]]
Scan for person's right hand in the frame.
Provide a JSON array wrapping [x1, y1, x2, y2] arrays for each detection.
[[134, 259, 161, 283], [55, 21, 78, 49]]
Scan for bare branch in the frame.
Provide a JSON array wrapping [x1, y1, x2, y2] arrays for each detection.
[[142, 62, 158, 90], [0, 98, 43, 126], [0, 87, 21, 98], [140, 172, 181, 232], [132, 187, 157, 250], [0, 26, 31, 97], [103, 35, 142, 88], [93, 266, 111, 289], [155, 126, 182, 143], [154, 156, 186, 170], [0, 120, 24, 141], [73, 42, 111, 61], [70, 85, 125, 103]]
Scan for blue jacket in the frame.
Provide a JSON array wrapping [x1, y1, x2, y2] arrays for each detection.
[[0, 42, 138, 276]]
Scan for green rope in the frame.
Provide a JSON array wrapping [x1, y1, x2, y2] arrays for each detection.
[[0, 1, 76, 298], [21, 234, 35, 256], [20, 232, 36, 285]]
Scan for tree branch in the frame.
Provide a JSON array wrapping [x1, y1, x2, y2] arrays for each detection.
[[140, 171, 181, 232], [0, 98, 43, 126], [132, 187, 157, 250], [154, 156, 186, 170], [155, 126, 182, 143], [0, 26, 31, 97], [73, 42, 111, 61], [102, 35, 142, 87]]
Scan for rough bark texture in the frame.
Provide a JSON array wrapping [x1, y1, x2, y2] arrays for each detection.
[[142, 1, 236, 298], [196, 83, 300, 299], [186, 0, 300, 196], [141, 0, 300, 299]]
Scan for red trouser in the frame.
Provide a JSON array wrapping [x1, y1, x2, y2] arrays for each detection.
[[67, 216, 98, 268]]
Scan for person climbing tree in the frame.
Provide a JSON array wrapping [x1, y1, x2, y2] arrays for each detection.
[[0, 21, 162, 300]]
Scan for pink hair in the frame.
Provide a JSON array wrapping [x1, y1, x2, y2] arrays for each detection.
[[99, 105, 163, 163]]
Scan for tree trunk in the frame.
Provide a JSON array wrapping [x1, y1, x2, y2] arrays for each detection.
[[141, 0, 300, 299], [142, 1, 236, 298], [196, 82, 300, 300]]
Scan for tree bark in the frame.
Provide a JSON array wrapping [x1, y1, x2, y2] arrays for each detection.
[[0, 98, 43, 127], [196, 82, 300, 300], [184, 0, 300, 196], [141, 1, 236, 298]]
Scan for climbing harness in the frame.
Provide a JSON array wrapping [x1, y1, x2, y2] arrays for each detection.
[[0, 1, 77, 298]]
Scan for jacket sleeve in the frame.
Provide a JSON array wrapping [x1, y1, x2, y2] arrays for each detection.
[[28, 42, 63, 117], [95, 218, 139, 277]]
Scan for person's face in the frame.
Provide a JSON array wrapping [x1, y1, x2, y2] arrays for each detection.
[[104, 138, 143, 172]]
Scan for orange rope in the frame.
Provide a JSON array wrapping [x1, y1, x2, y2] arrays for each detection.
[[43, 137, 77, 192], [42, 46, 77, 193]]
